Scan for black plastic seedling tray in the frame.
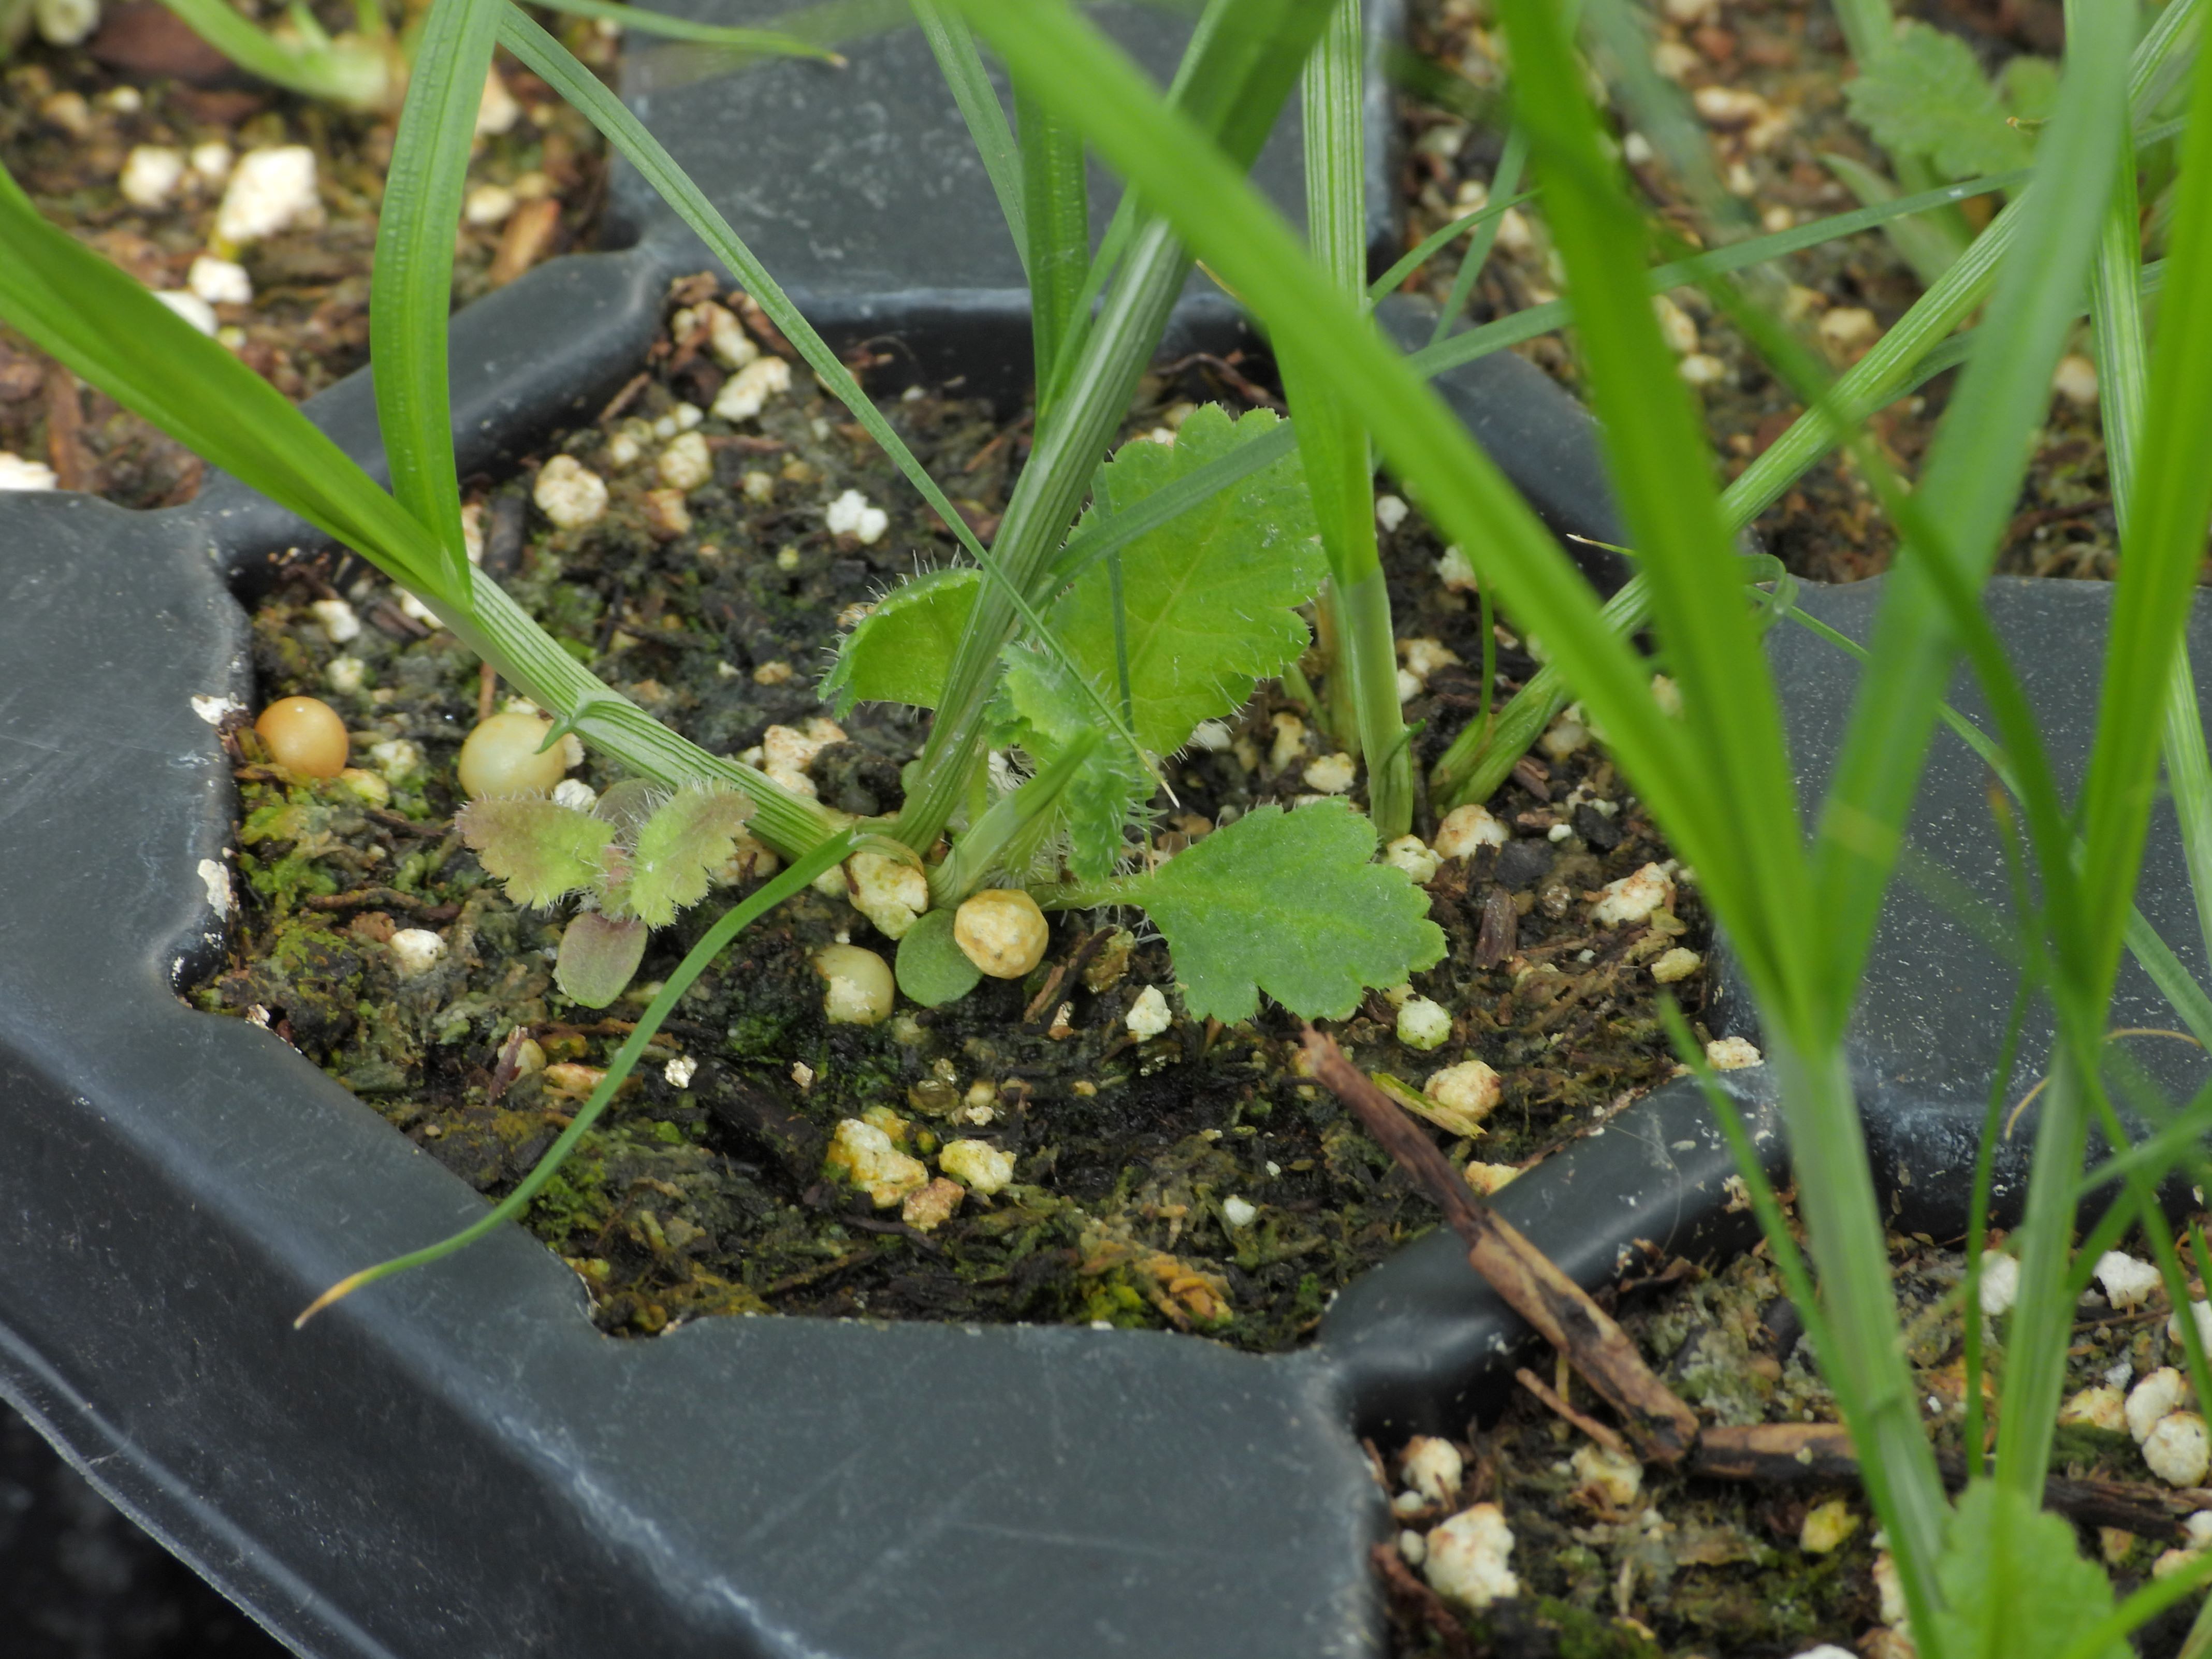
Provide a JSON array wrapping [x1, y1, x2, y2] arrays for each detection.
[[5, 12, 2209, 1658]]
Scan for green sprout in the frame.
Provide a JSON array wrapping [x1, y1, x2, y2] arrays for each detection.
[[457, 778, 759, 1007]]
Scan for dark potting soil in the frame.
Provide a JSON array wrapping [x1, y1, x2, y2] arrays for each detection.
[[0, 8, 609, 508], [1373, 1226, 2212, 1658], [192, 271, 1716, 1348]]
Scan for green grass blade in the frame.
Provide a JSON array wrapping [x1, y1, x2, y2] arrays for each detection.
[[1784, 602, 2212, 1052], [0, 163, 445, 590], [1806, 7, 2131, 1034], [296, 828, 856, 1323], [1408, 167, 2027, 382], [1820, 150, 1968, 287], [1503, 0, 1954, 1593], [1366, 186, 1530, 307], [1430, 573, 1653, 807], [2077, 13, 2212, 1013], [1428, 126, 1525, 345], [1928, 2, 2143, 1504], [1494, 0, 1807, 998], [2084, 96, 2212, 991], [499, 6, 988, 570], [1017, 84, 1089, 419], [1292, 0, 1411, 839], [1040, 0, 1235, 407], [912, 0, 1026, 263], [373, 0, 500, 601], [1583, 0, 1754, 240]]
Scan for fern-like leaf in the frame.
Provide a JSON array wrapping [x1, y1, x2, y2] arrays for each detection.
[[456, 797, 616, 908], [625, 784, 756, 927]]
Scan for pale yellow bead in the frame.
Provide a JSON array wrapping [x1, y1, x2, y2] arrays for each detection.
[[457, 711, 566, 798], [953, 889, 1049, 979], [813, 944, 894, 1025]]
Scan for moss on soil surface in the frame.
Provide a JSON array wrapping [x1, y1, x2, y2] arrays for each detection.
[[198, 273, 1715, 1349]]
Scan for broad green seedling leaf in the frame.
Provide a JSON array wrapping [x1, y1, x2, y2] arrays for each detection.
[[1929, 1482, 2129, 1659], [822, 567, 981, 715], [456, 797, 616, 907], [1044, 406, 1323, 753], [991, 406, 1323, 875], [627, 785, 757, 926], [895, 909, 983, 1007], [556, 911, 649, 1009], [1844, 20, 2034, 181], [1113, 801, 1444, 1023]]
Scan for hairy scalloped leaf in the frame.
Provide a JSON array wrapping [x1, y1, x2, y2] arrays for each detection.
[[625, 784, 755, 927], [988, 641, 1150, 880], [456, 797, 615, 908], [1120, 800, 1445, 1023], [1927, 1481, 2128, 1659], [556, 911, 649, 1009], [1843, 21, 2032, 181], [1038, 403, 1322, 754], [820, 567, 980, 716], [991, 405, 1323, 877]]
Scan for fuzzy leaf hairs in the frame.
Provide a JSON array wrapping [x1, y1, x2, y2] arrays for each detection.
[[457, 778, 758, 1007]]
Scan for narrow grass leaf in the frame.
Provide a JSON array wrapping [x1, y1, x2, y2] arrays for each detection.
[[1291, 0, 1412, 838], [2078, 19, 2212, 1002], [373, 0, 500, 599], [1017, 85, 1089, 418], [1366, 187, 1531, 306], [157, 0, 395, 107], [0, 164, 446, 591], [1431, 126, 1525, 344]]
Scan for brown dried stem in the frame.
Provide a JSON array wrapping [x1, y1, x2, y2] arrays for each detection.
[[1300, 1025, 1700, 1463]]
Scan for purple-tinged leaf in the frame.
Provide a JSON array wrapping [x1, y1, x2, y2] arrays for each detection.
[[555, 911, 648, 1009]]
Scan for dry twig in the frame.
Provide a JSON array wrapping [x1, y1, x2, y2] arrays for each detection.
[[1300, 1025, 1700, 1463]]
